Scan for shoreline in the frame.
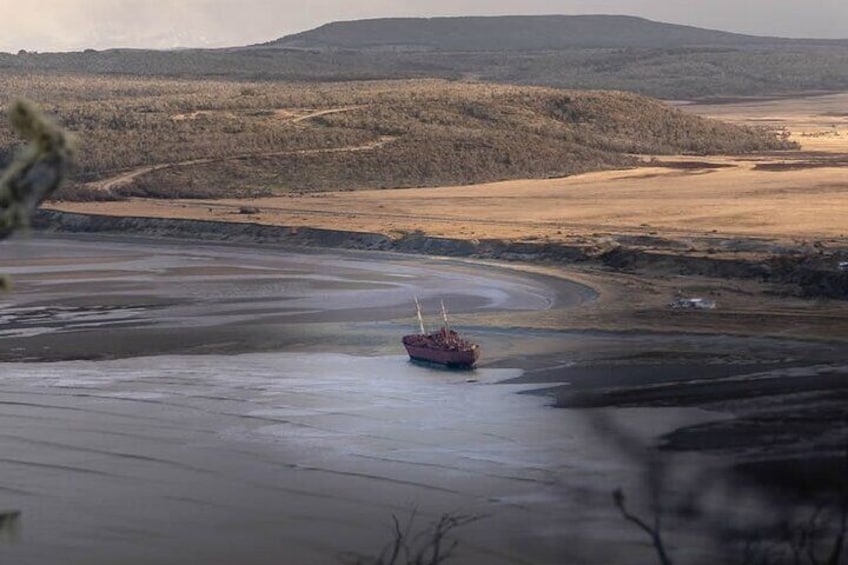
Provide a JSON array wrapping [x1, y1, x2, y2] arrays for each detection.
[[11, 212, 848, 496], [31, 208, 848, 343]]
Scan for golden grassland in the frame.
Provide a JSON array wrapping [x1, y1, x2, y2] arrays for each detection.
[[47, 91, 848, 244], [45, 160, 848, 242]]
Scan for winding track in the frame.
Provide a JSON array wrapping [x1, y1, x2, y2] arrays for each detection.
[[86, 106, 384, 193]]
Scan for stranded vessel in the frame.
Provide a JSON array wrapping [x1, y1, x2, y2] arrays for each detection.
[[402, 299, 480, 369]]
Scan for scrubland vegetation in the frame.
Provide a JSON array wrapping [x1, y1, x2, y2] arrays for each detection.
[[0, 73, 794, 201], [5, 15, 848, 100]]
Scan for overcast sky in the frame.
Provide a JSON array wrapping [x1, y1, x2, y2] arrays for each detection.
[[3, 0, 847, 53]]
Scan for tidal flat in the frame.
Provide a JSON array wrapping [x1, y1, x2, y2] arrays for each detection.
[[0, 235, 843, 564]]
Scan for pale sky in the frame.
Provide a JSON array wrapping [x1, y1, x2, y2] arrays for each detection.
[[2, 0, 847, 53]]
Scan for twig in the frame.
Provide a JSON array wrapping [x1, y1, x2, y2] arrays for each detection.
[[340, 510, 480, 565], [613, 488, 673, 565]]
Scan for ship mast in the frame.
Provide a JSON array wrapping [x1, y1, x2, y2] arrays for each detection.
[[440, 300, 450, 333], [414, 296, 426, 335]]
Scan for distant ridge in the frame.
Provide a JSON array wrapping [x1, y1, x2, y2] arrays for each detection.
[[5, 14, 848, 100], [266, 15, 790, 52]]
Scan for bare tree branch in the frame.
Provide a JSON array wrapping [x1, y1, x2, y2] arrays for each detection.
[[613, 487, 674, 565]]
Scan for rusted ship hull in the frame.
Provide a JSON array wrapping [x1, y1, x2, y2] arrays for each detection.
[[402, 339, 480, 369], [403, 301, 480, 369]]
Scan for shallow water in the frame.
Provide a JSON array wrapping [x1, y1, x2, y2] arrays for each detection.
[[0, 352, 723, 565], [0, 235, 592, 361]]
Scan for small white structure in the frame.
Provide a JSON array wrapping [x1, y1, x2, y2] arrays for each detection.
[[838, 261, 848, 272], [670, 297, 716, 310]]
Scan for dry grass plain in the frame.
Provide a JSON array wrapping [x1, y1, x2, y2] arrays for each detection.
[[46, 91, 848, 340], [50, 157, 848, 242], [47, 91, 848, 243]]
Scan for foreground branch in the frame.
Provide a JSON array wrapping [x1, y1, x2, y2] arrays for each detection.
[[0, 510, 21, 542], [0, 99, 73, 241], [341, 510, 481, 565], [0, 99, 73, 290], [613, 487, 673, 565]]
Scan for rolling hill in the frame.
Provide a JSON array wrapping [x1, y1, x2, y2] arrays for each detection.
[[0, 75, 793, 201], [266, 14, 790, 52], [3, 15, 848, 99]]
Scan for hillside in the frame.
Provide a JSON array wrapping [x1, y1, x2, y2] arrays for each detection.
[[4, 16, 848, 100], [0, 74, 794, 202], [268, 15, 783, 52]]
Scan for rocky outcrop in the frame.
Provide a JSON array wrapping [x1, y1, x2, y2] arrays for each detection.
[[32, 210, 593, 261], [768, 254, 848, 299], [33, 210, 393, 250]]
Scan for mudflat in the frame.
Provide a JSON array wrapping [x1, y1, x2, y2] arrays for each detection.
[[1, 235, 845, 565]]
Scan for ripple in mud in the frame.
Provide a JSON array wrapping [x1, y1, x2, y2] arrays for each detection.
[[0, 304, 153, 338]]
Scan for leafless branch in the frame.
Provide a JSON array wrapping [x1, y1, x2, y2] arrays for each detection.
[[613, 487, 674, 565]]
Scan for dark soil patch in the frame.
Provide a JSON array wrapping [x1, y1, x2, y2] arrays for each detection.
[[754, 158, 848, 171], [647, 160, 736, 170]]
